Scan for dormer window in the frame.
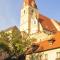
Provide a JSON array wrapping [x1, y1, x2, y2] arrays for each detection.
[[31, 44, 39, 52], [48, 38, 55, 45]]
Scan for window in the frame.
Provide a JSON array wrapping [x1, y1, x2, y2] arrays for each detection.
[[34, 20, 36, 24], [24, 10, 25, 14], [31, 44, 39, 52], [33, 20, 37, 24], [48, 38, 55, 45], [40, 54, 42, 60], [45, 54, 48, 60], [57, 52, 60, 58], [31, 9, 34, 13], [31, 54, 35, 60], [56, 52, 60, 60]]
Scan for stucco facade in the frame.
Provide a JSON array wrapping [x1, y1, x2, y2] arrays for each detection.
[[20, 0, 60, 60], [26, 48, 60, 60]]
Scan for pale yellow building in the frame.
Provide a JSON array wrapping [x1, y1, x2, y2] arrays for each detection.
[[20, 0, 60, 60], [25, 32, 60, 60], [20, 0, 60, 42]]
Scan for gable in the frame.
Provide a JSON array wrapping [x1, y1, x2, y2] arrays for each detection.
[[25, 32, 60, 55], [38, 14, 58, 33]]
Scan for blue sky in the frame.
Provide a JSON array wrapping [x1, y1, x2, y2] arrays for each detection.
[[0, 0, 60, 31]]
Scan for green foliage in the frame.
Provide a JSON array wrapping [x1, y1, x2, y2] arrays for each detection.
[[10, 30, 32, 55], [0, 31, 10, 55], [0, 28, 34, 56], [0, 42, 9, 52]]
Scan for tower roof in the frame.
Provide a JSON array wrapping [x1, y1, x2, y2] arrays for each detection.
[[24, 0, 37, 8], [24, 0, 32, 5]]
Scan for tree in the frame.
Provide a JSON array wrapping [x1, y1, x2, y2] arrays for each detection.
[[0, 28, 36, 57], [0, 31, 11, 55], [10, 29, 33, 55]]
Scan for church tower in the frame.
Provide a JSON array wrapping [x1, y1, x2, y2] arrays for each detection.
[[20, 0, 43, 34]]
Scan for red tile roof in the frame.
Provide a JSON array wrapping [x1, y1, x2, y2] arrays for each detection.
[[25, 32, 60, 55], [38, 32, 60, 51], [24, 0, 32, 5], [38, 14, 57, 33]]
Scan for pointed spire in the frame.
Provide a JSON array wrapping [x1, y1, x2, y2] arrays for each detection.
[[24, 0, 37, 8]]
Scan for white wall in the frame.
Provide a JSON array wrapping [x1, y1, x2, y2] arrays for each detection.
[[51, 19, 60, 31], [26, 48, 60, 60]]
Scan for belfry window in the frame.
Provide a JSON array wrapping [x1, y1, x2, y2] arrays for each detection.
[[24, 10, 25, 14], [31, 9, 34, 13]]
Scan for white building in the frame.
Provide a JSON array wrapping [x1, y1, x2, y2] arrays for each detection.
[[25, 32, 60, 60], [20, 0, 60, 42], [20, 0, 60, 60]]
